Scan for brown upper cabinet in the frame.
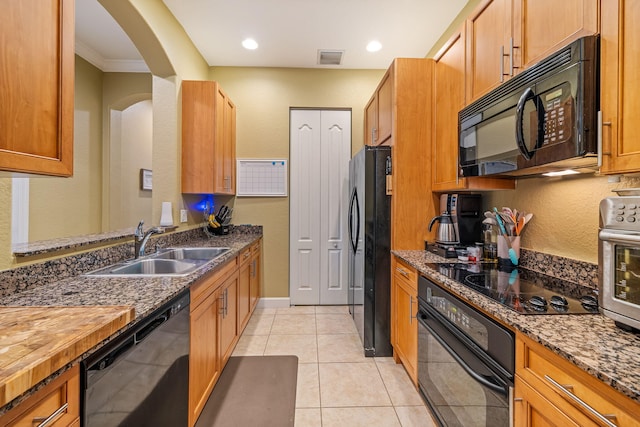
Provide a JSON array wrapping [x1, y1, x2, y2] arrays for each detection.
[[364, 71, 393, 146], [466, 0, 598, 102], [513, 0, 599, 68], [182, 80, 236, 195], [432, 26, 515, 192], [0, 0, 74, 176], [371, 58, 435, 249], [466, 0, 514, 102], [600, 0, 640, 175]]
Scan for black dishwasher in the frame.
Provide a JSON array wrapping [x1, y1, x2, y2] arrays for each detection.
[[81, 289, 190, 427]]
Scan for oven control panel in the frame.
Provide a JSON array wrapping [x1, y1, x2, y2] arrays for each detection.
[[600, 196, 640, 231]]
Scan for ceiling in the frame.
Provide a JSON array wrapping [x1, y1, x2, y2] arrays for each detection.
[[75, 0, 468, 72]]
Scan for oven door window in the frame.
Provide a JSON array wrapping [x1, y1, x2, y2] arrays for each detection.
[[418, 311, 510, 427], [614, 245, 640, 305]]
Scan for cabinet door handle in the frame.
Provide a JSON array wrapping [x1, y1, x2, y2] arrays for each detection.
[[409, 296, 415, 324], [372, 128, 377, 142], [33, 402, 68, 427], [509, 37, 518, 76], [224, 289, 228, 316], [219, 293, 225, 315], [500, 45, 505, 83], [597, 111, 613, 168], [544, 375, 618, 427]]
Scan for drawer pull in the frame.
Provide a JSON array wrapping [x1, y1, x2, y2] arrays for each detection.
[[396, 267, 409, 278], [544, 375, 618, 427], [33, 402, 68, 427]]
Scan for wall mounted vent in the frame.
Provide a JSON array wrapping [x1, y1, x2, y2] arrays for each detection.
[[317, 50, 344, 65]]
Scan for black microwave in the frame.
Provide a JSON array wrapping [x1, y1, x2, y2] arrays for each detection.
[[459, 35, 599, 177]]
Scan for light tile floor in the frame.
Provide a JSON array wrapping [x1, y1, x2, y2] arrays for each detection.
[[232, 305, 437, 427]]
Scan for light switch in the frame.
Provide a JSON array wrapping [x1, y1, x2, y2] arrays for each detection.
[[180, 209, 188, 223]]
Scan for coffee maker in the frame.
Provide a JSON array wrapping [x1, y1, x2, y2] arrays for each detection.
[[427, 194, 483, 257]]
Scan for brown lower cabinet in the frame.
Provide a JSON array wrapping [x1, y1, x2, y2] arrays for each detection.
[[0, 365, 80, 427], [0, 241, 262, 427], [514, 333, 640, 426], [391, 256, 418, 384], [188, 240, 262, 426], [238, 240, 262, 333]]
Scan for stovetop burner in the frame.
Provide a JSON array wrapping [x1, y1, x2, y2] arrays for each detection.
[[425, 262, 599, 315]]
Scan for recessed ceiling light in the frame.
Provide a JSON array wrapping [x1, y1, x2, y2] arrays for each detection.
[[242, 38, 258, 50], [366, 40, 382, 52]]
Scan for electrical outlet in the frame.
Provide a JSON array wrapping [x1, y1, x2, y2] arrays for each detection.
[[180, 209, 188, 223]]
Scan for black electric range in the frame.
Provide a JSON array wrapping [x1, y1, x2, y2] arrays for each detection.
[[425, 262, 599, 315]]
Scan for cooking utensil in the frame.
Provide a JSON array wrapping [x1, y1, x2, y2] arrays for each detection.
[[483, 217, 497, 226], [523, 213, 533, 224], [494, 207, 518, 265], [515, 216, 525, 235]]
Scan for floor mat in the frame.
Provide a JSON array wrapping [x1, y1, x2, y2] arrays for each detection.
[[195, 355, 298, 427]]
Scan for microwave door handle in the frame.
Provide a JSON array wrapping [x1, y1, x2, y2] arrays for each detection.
[[516, 87, 537, 161]]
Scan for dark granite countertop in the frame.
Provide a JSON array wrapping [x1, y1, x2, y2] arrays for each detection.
[[393, 249, 640, 404], [2, 231, 262, 322], [0, 228, 262, 414]]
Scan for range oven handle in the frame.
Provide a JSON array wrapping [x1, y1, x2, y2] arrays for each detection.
[[515, 87, 545, 161], [417, 311, 509, 396], [599, 229, 640, 245]]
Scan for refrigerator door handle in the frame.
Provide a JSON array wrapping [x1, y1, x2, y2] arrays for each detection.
[[349, 189, 360, 253]]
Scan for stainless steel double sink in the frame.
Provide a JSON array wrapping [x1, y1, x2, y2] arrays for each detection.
[[85, 247, 230, 277]]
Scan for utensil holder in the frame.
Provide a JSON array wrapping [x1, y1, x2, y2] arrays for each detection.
[[497, 235, 520, 267]]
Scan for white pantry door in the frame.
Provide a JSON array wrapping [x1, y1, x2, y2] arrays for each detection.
[[290, 109, 351, 305]]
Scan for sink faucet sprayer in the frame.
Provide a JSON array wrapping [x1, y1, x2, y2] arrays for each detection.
[[134, 220, 165, 258]]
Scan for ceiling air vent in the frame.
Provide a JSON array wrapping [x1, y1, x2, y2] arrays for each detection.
[[317, 50, 344, 65]]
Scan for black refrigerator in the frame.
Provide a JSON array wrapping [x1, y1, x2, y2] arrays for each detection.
[[348, 145, 392, 357]]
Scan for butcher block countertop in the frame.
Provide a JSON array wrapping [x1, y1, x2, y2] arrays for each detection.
[[0, 228, 263, 413], [0, 305, 134, 407]]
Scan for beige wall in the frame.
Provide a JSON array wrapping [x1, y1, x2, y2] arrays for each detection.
[[426, 0, 482, 58], [208, 67, 385, 297], [0, 179, 11, 269], [29, 57, 103, 241], [482, 175, 640, 264]]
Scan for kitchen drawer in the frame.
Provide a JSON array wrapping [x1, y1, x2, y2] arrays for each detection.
[[514, 376, 584, 427], [238, 247, 252, 266], [393, 258, 417, 290], [191, 257, 238, 308], [516, 333, 640, 426], [1, 365, 80, 427]]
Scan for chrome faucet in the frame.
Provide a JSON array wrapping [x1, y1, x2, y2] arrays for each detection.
[[134, 220, 165, 258]]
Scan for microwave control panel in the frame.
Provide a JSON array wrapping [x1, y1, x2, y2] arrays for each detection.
[[600, 196, 640, 230], [542, 85, 574, 146]]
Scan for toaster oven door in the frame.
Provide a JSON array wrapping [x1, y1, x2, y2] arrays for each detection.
[[599, 230, 640, 330]]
